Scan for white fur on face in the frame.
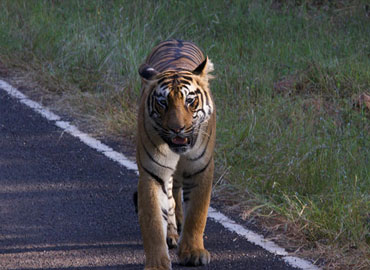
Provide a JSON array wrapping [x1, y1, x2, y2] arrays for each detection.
[[153, 80, 213, 123]]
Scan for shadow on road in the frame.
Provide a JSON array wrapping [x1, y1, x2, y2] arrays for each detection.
[[0, 93, 142, 268]]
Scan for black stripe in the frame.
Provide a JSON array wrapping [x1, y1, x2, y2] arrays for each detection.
[[143, 118, 165, 156], [147, 40, 204, 73], [162, 208, 168, 222], [169, 74, 179, 80], [147, 41, 176, 63], [159, 81, 170, 89], [182, 190, 192, 198], [146, 92, 151, 111], [141, 164, 167, 195], [159, 62, 176, 72], [142, 140, 175, 170], [177, 55, 199, 65], [182, 76, 193, 81], [184, 48, 199, 58], [157, 77, 166, 85], [182, 181, 198, 189], [204, 91, 210, 108], [188, 127, 212, 161], [182, 183, 198, 197], [177, 39, 184, 47], [190, 128, 199, 148], [180, 79, 191, 86], [183, 158, 212, 179], [195, 88, 205, 108], [175, 47, 182, 59], [183, 185, 194, 191], [186, 45, 204, 59], [182, 45, 202, 59]]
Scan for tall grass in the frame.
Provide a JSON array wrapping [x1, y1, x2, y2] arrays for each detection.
[[0, 0, 369, 268]]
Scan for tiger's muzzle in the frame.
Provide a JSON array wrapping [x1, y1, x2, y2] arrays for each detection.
[[161, 133, 190, 153], [161, 128, 197, 154]]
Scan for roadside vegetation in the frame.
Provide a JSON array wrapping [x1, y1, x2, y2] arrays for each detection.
[[0, 1, 368, 269]]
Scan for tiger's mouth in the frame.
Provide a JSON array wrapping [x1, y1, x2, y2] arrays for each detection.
[[167, 135, 192, 153], [171, 136, 189, 145], [158, 128, 198, 154]]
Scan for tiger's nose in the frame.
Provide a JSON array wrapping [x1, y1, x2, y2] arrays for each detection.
[[170, 125, 185, 134]]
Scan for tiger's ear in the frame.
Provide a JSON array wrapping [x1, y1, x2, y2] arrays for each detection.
[[139, 64, 159, 80], [192, 56, 214, 77]]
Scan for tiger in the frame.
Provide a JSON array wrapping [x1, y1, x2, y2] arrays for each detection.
[[136, 39, 216, 270]]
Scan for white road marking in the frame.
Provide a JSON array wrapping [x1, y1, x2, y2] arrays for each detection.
[[55, 120, 138, 172], [0, 79, 320, 270], [207, 209, 319, 270]]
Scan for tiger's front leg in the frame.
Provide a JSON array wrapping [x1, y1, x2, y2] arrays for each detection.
[[137, 172, 171, 270], [166, 177, 179, 249], [177, 158, 214, 266]]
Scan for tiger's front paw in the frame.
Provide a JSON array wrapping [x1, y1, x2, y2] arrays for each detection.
[[145, 254, 171, 270], [178, 248, 210, 266]]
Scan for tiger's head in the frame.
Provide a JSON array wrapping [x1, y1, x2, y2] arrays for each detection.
[[139, 57, 214, 154]]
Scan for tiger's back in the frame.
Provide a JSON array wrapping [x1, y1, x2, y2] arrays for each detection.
[[136, 39, 216, 270], [145, 39, 205, 72]]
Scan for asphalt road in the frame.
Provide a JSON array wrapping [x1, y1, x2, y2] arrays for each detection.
[[0, 87, 301, 270]]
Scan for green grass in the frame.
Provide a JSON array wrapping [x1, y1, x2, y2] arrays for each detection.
[[0, 0, 369, 268]]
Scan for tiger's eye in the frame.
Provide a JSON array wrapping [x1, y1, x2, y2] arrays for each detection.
[[187, 96, 198, 110], [186, 97, 195, 105], [157, 98, 167, 107]]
